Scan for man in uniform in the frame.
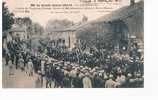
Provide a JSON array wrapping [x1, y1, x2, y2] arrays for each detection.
[[105, 74, 117, 88], [35, 71, 43, 88], [18, 56, 25, 71], [72, 72, 83, 88], [63, 71, 71, 88], [41, 58, 45, 76]]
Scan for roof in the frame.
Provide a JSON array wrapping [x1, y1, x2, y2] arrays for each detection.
[[10, 25, 26, 32], [93, 1, 144, 23], [49, 22, 88, 32], [3, 25, 26, 37], [80, 1, 144, 40], [49, 1, 144, 39]]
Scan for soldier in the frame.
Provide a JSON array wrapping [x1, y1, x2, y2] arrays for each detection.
[[115, 72, 126, 87], [92, 73, 104, 88], [63, 72, 71, 88], [45, 61, 52, 88], [35, 71, 43, 88], [41, 59, 45, 76], [18, 56, 25, 71], [105, 74, 117, 88], [5, 51, 10, 66], [72, 72, 83, 88]]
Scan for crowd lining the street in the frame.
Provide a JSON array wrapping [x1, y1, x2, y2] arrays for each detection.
[[3, 36, 144, 88]]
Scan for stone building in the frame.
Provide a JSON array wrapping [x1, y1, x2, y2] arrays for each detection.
[[80, 0, 144, 52], [47, 0, 144, 52]]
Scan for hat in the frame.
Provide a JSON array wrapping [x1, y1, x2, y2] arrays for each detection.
[[88, 68, 91, 70], [92, 68, 96, 72], [80, 66, 83, 68], [79, 73, 84, 78], [75, 68, 78, 71], [90, 70, 93, 73], [85, 66, 88, 69], [56, 67, 60, 70], [93, 72, 97, 76], [82, 68, 85, 70], [95, 66, 99, 69], [99, 73, 102, 77], [77, 66, 80, 69], [64, 70, 69, 75], [37, 70, 41, 74], [46, 61, 50, 64], [104, 73, 108, 79], [29, 59, 32, 62], [109, 74, 113, 78], [136, 73, 141, 77], [100, 70, 104, 73]]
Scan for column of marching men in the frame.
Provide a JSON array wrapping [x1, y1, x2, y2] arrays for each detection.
[[3, 38, 144, 88]]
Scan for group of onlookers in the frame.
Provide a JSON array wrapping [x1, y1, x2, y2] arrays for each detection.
[[3, 37, 144, 88]]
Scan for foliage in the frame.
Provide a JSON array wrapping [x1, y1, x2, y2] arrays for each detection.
[[45, 19, 74, 33], [76, 22, 114, 51], [2, 2, 14, 31], [15, 17, 44, 35]]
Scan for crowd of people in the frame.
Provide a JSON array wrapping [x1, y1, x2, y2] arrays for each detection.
[[3, 36, 144, 88]]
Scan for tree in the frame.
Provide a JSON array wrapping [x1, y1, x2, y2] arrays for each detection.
[[76, 22, 114, 51], [14, 17, 44, 36], [23, 17, 32, 26], [15, 17, 33, 35], [45, 19, 74, 33], [32, 23, 44, 35], [2, 2, 14, 31]]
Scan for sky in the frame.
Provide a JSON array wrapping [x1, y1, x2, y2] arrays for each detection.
[[4, 0, 142, 27]]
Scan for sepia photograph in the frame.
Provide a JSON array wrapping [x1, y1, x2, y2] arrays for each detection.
[[2, 0, 144, 88]]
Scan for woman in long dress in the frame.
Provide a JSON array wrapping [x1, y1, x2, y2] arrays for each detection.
[[9, 59, 14, 75], [27, 59, 34, 76], [82, 73, 92, 88]]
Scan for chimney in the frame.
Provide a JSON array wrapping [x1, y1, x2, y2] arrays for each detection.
[[130, 0, 135, 6]]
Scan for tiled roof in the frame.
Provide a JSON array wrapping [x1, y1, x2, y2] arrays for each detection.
[[93, 1, 144, 23]]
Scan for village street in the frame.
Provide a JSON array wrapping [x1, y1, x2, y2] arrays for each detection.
[[2, 59, 46, 88]]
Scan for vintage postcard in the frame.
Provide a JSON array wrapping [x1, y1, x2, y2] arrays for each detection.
[[2, 0, 144, 88]]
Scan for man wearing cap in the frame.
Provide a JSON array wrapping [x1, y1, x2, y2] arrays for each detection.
[[123, 73, 137, 88], [115, 72, 126, 87], [72, 72, 83, 88], [105, 74, 117, 88], [82, 72, 92, 88], [54, 67, 64, 88], [41, 59, 45, 76], [92, 73, 104, 88], [18, 56, 25, 71], [63, 72, 71, 88], [45, 62, 52, 88]]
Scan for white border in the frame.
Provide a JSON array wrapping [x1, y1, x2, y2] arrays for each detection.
[[0, 0, 158, 99]]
